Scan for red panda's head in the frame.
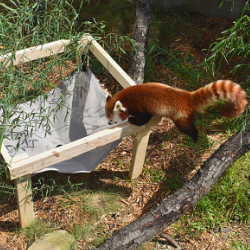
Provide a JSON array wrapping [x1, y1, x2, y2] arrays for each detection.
[[105, 93, 128, 125]]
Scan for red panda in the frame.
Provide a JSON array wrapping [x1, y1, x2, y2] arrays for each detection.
[[105, 80, 247, 143]]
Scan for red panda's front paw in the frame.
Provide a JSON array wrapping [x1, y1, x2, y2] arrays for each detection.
[[128, 117, 141, 126]]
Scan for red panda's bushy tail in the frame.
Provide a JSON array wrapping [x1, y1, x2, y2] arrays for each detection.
[[192, 80, 247, 118]]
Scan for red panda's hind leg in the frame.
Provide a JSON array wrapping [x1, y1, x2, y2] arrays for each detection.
[[174, 116, 198, 143], [128, 113, 153, 126]]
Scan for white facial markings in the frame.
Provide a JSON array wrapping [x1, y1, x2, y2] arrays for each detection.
[[107, 112, 124, 125], [114, 100, 126, 112], [106, 100, 127, 125], [106, 92, 112, 101]]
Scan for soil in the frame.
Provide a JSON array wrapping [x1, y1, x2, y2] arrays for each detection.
[[0, 6, 249, 250]]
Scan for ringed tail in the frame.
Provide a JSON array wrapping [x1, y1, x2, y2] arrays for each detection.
[[192, 80, 247, 118]]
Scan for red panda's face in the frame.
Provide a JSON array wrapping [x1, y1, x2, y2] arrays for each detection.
[[105, 93, 128, 125]]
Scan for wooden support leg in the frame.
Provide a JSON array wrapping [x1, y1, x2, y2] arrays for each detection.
[[129, 125, 152, 180], [15, 174, 34, 228]]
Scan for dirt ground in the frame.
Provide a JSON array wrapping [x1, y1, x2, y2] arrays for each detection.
[[0, 12, 249, 250]]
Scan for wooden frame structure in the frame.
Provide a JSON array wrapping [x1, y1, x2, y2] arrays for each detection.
[[0, 35, 161, 228]]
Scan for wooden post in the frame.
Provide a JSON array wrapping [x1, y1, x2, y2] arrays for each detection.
[[15, 174, 34, 228], [129, 125, 152, 180]]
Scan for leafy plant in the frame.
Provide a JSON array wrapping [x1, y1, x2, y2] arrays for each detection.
[[0, 0, 134, 205], [20, 219, 58, 246], [89, 58, 105, 74], [144, 41, 168, 81], [203, 1, 250, 133], [164, 174, 180, 192], [194, 150, 250, 228], [0, 0, 84, 151], [232, 241, 250, 250], [144, 42, 201, 84], [0, 0, 132, 151], [204, 14, 250, 76], [205, 0, 250, 74], [32, 176, 84, 198], [142, 167, 165, 183]]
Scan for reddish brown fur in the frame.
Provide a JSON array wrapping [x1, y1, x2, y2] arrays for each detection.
[[192, 80, 247, 117], [105, 80, 247, 142]]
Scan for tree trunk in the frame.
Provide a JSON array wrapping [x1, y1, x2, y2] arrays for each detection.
[[96, 125, 250, 250], [129, 0, 152, 84]]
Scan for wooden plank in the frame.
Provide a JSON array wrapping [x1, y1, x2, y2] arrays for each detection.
[[129, 127, 151, 180], [0, 39, 71, 67], [0, 35, 135, 88], [81, 36, 136, 88], [9, 117, 161, 180], [1, 143, 12, 164], [129, 122, 155, 180], [15, 174, 34, 228], [12, 153, 29, 163]]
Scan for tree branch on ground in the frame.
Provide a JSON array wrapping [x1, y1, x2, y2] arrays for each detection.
[[96, 125, 250, 250]]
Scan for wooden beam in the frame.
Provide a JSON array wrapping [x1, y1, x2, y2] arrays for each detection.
[[81, 36, 136, 88], [9, 117, 161, 180], [0, 35, 135, 88], [15, 174, 34, 228], [1, 143, 12, 164], [0, 39, 71, 67], [129, 125, 152, 180]]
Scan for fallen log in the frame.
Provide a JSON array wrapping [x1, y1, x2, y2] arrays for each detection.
[[96, 124, 250, 250]]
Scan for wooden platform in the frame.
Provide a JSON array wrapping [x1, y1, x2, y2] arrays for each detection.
[[0, 35, 161, 227]]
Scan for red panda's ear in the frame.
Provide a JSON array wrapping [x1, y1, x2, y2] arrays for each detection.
[[114, 100, 126, 112], [106, 92, 112, 102]]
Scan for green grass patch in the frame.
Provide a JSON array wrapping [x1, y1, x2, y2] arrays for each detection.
[[232, 241, 250, 250], [19, 219, 60, 247], [164, 174, 180, 192], [174, 150, 250, 235], [83, 190, 122, 219], [142, 167, 166, 183]]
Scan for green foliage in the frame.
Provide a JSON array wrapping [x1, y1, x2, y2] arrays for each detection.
[[194, 151, 250, 229], [20, 219, 58, 246], [151, 5, 191, 45], [204, 14, 250, 76], [161, 49, 199, 81], [145, 41, 168, 81], [145, 42, 201, 84], [0, 0, 133, 203], [0, 0, 84, 151], [164, 174, 180, 192], [0, 0, 83, 50], [90, 58, 105, 74], [232, 241, 250, 250], [0, 0, 132, 150], [76, 0, 135, 35], [32, 176, 84, 198], [83, 190, 122, 219], [0, 163, 15, 202], [203, 2, 250, 131], [142, 166, 165, 183], [218, 0, 235, 10], [174, 151, 250, 238], [204, 0, 250, 78]]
